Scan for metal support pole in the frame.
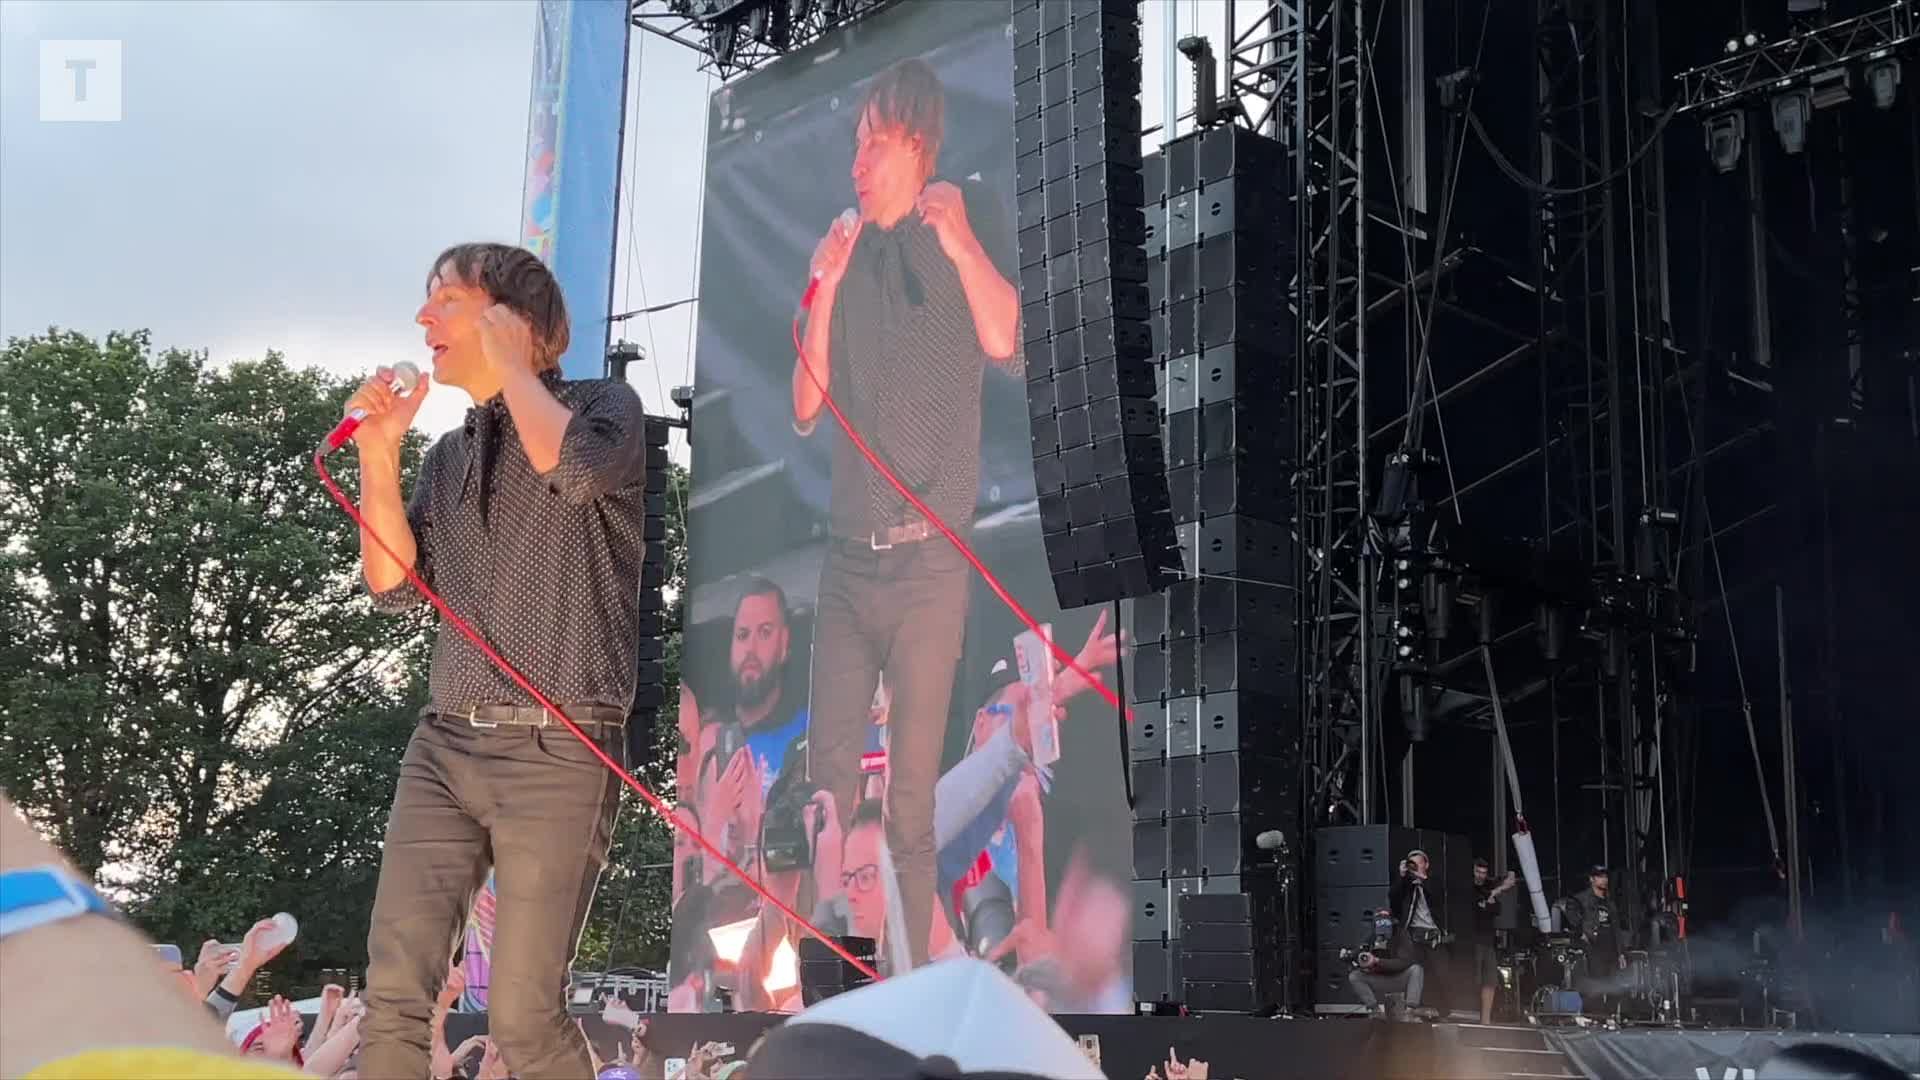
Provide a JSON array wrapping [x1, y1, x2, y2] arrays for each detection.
[[1778, 585, 1803, 937]]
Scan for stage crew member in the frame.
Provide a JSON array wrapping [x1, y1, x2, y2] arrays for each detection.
[[791, 57, 1022, 969], [1472, 857, 1518, 1023], [346, 243, 647, 1078]]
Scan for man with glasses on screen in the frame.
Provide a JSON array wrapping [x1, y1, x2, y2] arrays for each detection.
[[790, 55, 1023, 969]]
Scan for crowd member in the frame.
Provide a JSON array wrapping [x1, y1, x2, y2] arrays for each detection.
[[723, 578, 810, 799], [991, 853, 1131, 1013], [204, 918, 295, 1021], [239, 998, 304, 1067], [0, 790, 301, 1079]]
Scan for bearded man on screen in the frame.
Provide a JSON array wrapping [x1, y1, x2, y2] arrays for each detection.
[[791, 56, 1024, 969], [344, 243, 647, 1078]]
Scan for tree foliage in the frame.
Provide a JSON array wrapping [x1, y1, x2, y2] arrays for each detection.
[[0, 329, 430, 987], [0, 329, 693, 988]]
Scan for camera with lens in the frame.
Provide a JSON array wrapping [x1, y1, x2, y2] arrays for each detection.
[[958, 872, 1018, 974], [759, 736, 824, 875]]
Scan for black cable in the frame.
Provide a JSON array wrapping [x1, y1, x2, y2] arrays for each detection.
[[1112, 597, 1134, 812], [1467, 102, 1680, 199], [1399, 0, 1493, 465]]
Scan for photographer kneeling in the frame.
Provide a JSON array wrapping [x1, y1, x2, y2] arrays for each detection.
[[1345, 914, 1425, 1021]]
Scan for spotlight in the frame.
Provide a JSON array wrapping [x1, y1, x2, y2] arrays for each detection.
[[1771, 90, 1809, 154], [1399, 673, 1429, 742], [1743, 32, 1761, 48], [1867, 59, 1901, 109], [1706, 111, 1745, 173], [1724, 38, 1740, 55], [1809, 68, 1850, 109], [713, 21, 739, 66]]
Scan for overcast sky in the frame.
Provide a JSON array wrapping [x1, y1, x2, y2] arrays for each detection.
[[2, 0, 1215, 447], [0, 0, 712, 444]]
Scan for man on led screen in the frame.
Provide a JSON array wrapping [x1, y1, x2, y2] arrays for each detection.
[[790, 55, 1023, 969]]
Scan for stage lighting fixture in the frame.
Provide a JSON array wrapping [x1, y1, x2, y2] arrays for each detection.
[[1810, 68, 1851, 109], [1771, 90, 1809, 154], [1706, 112, 1745, 173], [712, 21, 739, 66], [1744, 32, 1761, 47], [1535, 603, 1567, 661], [1867, 59, 1902, 109], [670, 384, 695, 410], [1724, 38, 1739, 55], [1399, 673, 1429, 742], [1422, 568, 1455, 640], [1787, 0, 1825, 13]]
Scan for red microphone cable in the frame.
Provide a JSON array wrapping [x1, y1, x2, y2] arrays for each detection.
[[313, 449, 878, 983], [791, 294, 1129, 721]]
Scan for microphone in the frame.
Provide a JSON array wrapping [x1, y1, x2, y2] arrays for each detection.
[[322, 362, 422, 453], [801, 208, 860, 310]]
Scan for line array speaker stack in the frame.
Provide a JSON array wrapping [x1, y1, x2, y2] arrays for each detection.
[[1012, 0, 1179, 609], [1126, 125, 1300, 1011], [627, 414, 672, 767], [1310, 824, 1476, 1014]]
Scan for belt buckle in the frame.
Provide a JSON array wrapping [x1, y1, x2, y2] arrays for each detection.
[[466, 707, 498, 730], [868, 531, 893, 551]]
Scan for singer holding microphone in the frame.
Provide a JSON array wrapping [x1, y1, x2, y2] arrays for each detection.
[[344, 243, 647, 1079], [792, 57, 1023, 971]]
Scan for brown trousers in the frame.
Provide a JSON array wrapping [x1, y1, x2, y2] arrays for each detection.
[[360, 713, 622, 1080], [807, 540, 972, 970]]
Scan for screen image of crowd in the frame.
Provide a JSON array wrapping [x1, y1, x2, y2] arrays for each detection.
[[666, 0, 1137, 1016]]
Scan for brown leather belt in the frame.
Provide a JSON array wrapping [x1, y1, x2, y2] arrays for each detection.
[[437, 704, 627, 730], [860, 520, 935, 550]]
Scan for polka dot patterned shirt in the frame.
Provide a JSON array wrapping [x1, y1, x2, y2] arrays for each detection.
[[369, 371, 649, 714]]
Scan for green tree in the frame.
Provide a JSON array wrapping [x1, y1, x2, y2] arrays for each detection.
[[0, 329, 429, 987]]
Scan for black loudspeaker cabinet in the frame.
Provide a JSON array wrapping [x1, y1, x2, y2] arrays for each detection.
[[626, 414, 673, 768], [1016, 0, 1177, 607], [1176, 887, 1298, 1013]]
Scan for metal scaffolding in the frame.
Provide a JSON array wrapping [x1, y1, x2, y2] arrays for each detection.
[[1219, 0, 1381, 829]]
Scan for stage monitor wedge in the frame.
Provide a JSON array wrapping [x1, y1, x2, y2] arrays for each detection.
[[1015, 0, 1178, 608]]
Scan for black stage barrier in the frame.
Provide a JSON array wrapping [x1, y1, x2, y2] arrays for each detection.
[[1545, 1028, 1920, 1080], [445, 1011, 1469, 1079]]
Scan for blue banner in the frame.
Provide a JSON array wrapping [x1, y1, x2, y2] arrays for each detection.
[[521, 0, 631, 379]]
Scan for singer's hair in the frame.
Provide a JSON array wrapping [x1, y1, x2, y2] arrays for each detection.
[[860, 57, 944, 179], [426, 243, 571, 372]]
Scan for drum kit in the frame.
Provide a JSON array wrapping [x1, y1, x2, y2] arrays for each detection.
[[1511, 936, 1682, 1022]]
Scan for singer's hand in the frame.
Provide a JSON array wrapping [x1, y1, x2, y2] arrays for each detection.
[[917, 181, 979, 263], [809, 213, 862, 292], [478, 304, 535, 380], [343, 366, 428, 453]]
